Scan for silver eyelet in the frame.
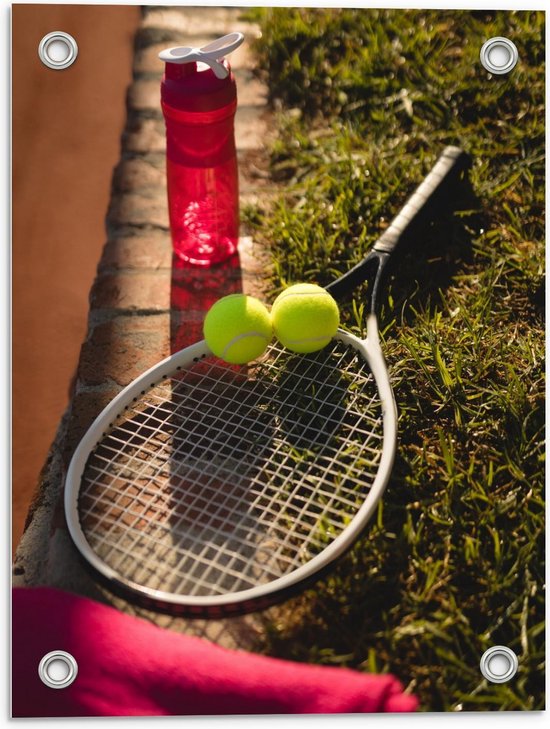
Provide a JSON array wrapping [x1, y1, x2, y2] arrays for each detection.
[[480, 646, 518, 683], [38, 651, 78, 689], [480, 37, 518, 75], [38, 32, 78, 70]]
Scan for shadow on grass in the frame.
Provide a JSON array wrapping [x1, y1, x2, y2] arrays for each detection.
[[379, 174, 483, 327]]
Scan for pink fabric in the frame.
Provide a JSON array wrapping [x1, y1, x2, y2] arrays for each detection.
[[12, 587, 418, 717]]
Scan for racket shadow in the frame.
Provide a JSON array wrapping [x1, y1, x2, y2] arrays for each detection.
[[383, 171, 479, 322]]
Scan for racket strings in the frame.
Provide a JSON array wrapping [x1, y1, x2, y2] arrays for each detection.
[[79, 339, 385, 597]]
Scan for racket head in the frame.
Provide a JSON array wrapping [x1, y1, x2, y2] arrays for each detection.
[[65, 323, 396, 617]]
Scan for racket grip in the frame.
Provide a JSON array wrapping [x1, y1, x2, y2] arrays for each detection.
[[372, 146, 471, 254]]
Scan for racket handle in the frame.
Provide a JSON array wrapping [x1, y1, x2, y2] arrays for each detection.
[[373, 145, 471, 254]]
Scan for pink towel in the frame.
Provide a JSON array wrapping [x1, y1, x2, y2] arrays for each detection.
[[12, 586, 418, 717]]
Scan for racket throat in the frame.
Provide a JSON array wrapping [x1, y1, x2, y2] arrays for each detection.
[[368, 251, 390, 316], [365, 313, 382, 353]]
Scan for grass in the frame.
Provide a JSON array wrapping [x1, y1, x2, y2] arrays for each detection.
[[242, 7, 545, 712]]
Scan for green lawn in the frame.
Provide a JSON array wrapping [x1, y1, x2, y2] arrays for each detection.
[[244, 8, 545, 712]]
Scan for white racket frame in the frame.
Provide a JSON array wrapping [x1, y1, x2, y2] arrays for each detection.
[[65, 313, 397, 613]]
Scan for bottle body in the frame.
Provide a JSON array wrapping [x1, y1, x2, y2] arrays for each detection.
[[161, 63, 239, 266]]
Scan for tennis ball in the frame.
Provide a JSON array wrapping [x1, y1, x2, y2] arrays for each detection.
[[203, 294, 272, 364], [271, 283, 340, 354]]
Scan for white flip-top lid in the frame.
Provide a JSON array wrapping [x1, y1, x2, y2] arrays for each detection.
[[159, 32, 244, 79]]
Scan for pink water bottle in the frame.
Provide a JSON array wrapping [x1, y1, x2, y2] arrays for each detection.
[[159, 33, 244, 266]]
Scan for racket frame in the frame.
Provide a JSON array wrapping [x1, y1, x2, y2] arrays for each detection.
[[65, 320, 395, 614]]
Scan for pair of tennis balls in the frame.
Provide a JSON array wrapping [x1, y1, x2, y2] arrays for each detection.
[[203, 284, 340, 364]]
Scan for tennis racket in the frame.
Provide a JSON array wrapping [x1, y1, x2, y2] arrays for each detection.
[[65, 146, 470, 617]]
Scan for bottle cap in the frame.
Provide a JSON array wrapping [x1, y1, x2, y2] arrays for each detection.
[[159, 32, 244, 80]]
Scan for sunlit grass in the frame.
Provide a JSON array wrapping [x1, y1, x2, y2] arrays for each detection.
[[243, 7, 545, 712]]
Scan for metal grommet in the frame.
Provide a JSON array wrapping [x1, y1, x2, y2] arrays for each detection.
[[480, 646, 518, 683], [38, 651, 78, 689], [38, 31, 78, 70], [480, 37, 518, 75]]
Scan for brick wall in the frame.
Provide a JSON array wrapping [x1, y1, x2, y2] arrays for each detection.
[[14, 6, 278, 650]]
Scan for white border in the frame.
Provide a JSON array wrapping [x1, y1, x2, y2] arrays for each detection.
[[5, 1, 548, 728]]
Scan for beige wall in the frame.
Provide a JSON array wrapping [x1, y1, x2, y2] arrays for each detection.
[[12, 4, 141, 555]]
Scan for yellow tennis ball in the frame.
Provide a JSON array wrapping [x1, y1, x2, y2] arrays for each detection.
[[203, 294, 272, 364], [272, 283, 340, 354]]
